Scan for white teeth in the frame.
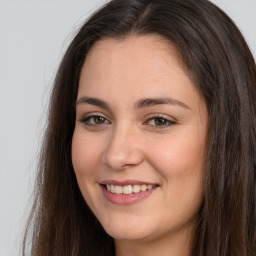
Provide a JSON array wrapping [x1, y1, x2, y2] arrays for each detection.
[[141, 185, 147, 191], [123, 185, 133, 194], [115, 185, 123, 194], [133, 185, 141, 193], [105, 184, 155, 194]]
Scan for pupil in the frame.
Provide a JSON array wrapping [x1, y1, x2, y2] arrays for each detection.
[[95, 116, 104, 124], [155, 118, 166, 125]]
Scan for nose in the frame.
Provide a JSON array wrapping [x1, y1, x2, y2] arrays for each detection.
[[103, 124, 144, 171]]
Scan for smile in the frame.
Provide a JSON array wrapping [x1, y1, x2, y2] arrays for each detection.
[[105, 184, 156, 194], [100, 181, 159, 205]]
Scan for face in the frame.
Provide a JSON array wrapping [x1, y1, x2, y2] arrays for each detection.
[[72, 35, 208, 244]]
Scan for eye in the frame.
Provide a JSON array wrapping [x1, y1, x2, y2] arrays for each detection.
[[146, 116, 176, 128], [80, 115, 110, 126]]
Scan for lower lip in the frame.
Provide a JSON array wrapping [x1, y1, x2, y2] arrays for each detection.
[[101, 185, 157, 205]]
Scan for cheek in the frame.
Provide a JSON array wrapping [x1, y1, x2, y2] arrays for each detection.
[[151, 137, 204, 172], [71, 129, 102, 179], [143, 131, 205, 232], [71, 129, 105, 210], [146, 130, 206, 191]]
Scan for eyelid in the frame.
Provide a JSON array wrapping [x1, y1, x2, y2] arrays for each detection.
[[144, 113, 177, 122], [79, 112, 111, 126], [79, 111, 110, 120], [78, 112, 176, 129], [143, 114, 177, 128]]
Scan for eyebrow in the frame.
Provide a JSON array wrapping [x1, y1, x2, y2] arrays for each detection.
[[76, 97, 111, 110], [135, 97, 190, 110], [76, 96, 190, 110]]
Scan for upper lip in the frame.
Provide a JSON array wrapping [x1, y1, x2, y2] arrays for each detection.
[[100, 180, 159, 186]]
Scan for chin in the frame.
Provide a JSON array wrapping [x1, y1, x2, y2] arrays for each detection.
[[101, 218, 156, 241]]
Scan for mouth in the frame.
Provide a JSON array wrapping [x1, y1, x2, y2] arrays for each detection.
[[99, 180, 159, 205], [101, 184, 158, 195]]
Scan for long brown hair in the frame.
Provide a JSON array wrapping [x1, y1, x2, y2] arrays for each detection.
[[23, 0, 256, 255]]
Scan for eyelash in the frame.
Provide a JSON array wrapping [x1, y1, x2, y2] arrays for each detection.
[[145, 115, 176, 128], [79, 114, 176, 128], [80, 115, 111, 126]]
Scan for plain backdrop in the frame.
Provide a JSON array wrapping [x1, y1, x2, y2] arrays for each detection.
[[0, 1, 255, 255]]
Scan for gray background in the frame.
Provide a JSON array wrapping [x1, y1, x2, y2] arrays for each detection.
[[0, 1, 255, 255]]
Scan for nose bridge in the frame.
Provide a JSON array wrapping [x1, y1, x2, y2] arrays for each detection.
[[103, 122, 143, 170]]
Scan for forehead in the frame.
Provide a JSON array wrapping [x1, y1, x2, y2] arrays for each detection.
[[84, 34, 183, 73], [79, 35, 191, 94], [78, 34, 206, 119], [87, 34, 180, 59]]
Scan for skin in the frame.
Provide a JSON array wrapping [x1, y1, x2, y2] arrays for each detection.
[[72, 35, 208, 256]]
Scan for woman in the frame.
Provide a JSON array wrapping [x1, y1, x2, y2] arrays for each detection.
[[23, 0, 256, 255]]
